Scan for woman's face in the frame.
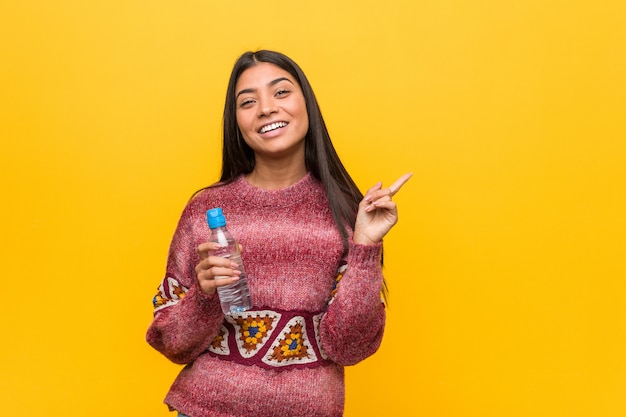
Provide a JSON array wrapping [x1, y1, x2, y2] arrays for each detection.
[[235, 62, 309, 162]]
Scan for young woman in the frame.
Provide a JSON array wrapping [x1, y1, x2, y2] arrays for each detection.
[[146, 50, 411, 417]]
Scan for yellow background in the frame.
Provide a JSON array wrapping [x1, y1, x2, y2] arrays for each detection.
[[1, 0, 625, 416]]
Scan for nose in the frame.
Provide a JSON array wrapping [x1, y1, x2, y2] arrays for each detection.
[[258, 96, 278, 117]]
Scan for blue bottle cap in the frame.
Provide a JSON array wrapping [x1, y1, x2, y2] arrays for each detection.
[[207, 207, 226, 229]]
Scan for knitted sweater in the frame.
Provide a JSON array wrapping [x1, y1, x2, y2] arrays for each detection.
[[146, 173, 386, 417]]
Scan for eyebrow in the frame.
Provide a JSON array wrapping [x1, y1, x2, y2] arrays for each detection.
[[236, 77, 294, 99]]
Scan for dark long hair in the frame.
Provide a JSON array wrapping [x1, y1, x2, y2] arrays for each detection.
[[220, 50, 363, 245]]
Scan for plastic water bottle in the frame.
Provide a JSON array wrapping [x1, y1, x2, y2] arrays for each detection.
[[206, 208, 252, 314]]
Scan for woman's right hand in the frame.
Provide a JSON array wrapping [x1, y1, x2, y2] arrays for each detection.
[[195, 242, 242, 295]]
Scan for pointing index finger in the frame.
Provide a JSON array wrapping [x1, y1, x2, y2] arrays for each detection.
[[389, 172, 413, 196]]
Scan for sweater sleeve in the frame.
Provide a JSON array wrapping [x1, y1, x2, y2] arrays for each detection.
[[318, 238, 386, 366], [145, 202, 225, 364]]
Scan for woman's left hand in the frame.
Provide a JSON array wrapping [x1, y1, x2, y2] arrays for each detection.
[[353, 173, 413, 245]]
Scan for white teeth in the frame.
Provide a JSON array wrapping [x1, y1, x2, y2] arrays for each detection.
[[259, 122, 287, 133]]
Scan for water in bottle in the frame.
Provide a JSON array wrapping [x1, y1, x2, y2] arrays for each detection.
[[206, 208, 252, 314]]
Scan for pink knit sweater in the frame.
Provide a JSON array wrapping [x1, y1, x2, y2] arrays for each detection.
[[146, 173, 385, 417]]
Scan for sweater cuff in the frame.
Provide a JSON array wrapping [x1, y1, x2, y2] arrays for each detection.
[[347, 237, 383, 268], [187, 279, 222, 315]]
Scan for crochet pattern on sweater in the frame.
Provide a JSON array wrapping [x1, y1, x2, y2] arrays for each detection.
[[206, 308, 332, 370]]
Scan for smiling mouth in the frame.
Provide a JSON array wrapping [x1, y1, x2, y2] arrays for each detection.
[[258, 121, 288, 134]]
